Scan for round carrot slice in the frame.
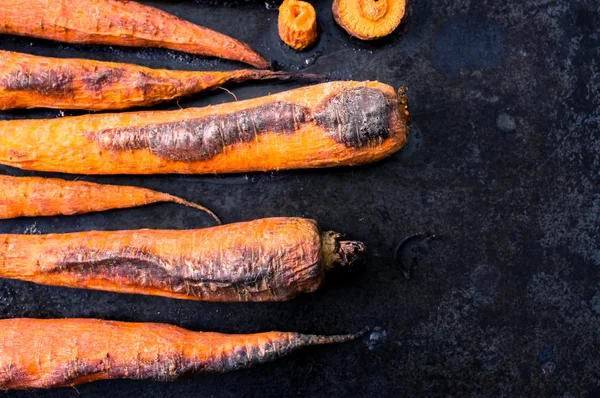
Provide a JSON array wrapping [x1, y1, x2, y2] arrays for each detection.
[[333, 0, 407, 40], [278, 0, 318, 50]]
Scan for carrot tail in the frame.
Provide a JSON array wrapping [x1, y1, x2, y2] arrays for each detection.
[[299, 328, 370, 346], [228, 70, 327, 83], [162, 194, 222, 224]]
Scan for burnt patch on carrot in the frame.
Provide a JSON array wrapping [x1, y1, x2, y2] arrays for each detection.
[[50, 248, 276, 299], [2, 69, 73, 95], [314, 87, 394, 148], [88, 102, 310, 161], [81, 68, 125, 92]]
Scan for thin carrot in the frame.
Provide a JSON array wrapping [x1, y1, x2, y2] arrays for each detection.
[[0, 318, 366, 389], [0, 217, 366, 301], [0, 81, 410, 175], [0, 175, 220, 223], [0, 0, 270, 68], [0, 51, 320, 111]]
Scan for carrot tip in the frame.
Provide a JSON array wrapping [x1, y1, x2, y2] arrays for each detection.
[[320, 231, 367, 270]]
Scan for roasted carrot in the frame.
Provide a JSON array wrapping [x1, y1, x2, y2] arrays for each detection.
[[278, 0, 319, 50], [0, 0, 269, 68], [333, 0, 407, 40], [0, 81, 410, 175], [0, 318, 365, 389], [0, 175, 220, 223], [0, 51, 318, 111], [0, 217, 366, 301]]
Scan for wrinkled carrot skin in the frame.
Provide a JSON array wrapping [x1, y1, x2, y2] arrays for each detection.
[[0, 175, 220, 223], [0, 51, 297, 111], [0, 81, 410, 175], [278, 0, 318, 50], [0, 318, 364, 389], [0, 218, 366, 301], [0, 0, 269, 68]]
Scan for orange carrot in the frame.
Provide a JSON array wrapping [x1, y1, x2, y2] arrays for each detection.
[[278, 0, 319, 50], [0, 175, 220, 223], [0, 0, 270, 68], [0, 51, 318, 111], [0, 81, 410, 175], [0, 217, 366, 301], [333, 0, 407, 40], [0, 318, 366, 389]]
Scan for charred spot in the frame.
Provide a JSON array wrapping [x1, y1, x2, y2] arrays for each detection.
[[2, 69, 73, 95], [88, 101, 310, 162], [81, 68, 125, 91], [314, 87, 394, 148], [51, 247, 275, 299]]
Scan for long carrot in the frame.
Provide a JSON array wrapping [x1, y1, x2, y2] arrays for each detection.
[[0, 51, 318, 111], [0, 81, 410, 174], [0, 175, 220, 223], [0, 217, 366, 301], [0, 318, 365, 389], [0, 0, 269, 68]]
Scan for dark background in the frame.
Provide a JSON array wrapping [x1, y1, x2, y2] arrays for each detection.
[[1, 0, 599, 396]]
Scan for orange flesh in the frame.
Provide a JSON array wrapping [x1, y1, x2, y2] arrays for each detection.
[[0, 81, 410, 175], [0, 175, 220, 223], [0, 0, 269, 68], [333, 0, 407, 40], [278, 0, 319, 50]]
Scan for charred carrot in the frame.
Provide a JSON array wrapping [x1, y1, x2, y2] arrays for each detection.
[[0, 51, 318, 111], [0, 175, 220, 223], [0, 217, 365, 301], [0, 81, 410, 175], [0, 0, 269, 68], [0, 318, 365, 389], [333, 0, 407, 40], [279, 0, 319, 50]]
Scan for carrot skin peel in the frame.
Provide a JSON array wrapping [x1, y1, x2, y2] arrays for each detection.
[[0, 217, 366, 301], [0, 51, 311, 111], [0, 175, 220, 223], [0, 0, 269, 68], [0, 318, 366, 389], [0, 81, 410, 174]]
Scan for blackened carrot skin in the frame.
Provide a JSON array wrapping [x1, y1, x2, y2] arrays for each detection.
[[0, 81, 410, 175], [0, 217, 366, 301], [0, 318, 365, 389], [0, 175, 220, 223], [0, 0, 270, 68], [0, 51, 305, 111]]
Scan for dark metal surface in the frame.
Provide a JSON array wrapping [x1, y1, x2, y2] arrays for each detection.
[[1, 0, 599, 396]]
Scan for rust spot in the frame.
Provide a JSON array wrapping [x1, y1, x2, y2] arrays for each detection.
[[314, 87, 394, 148], [88, 101, 310, 161], [51, 247, 277, 299], [81, 68, 125, 91], [2, 69, 73, 96]]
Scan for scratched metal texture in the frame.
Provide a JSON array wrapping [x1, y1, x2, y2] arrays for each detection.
[[0, 0, 599, 396]]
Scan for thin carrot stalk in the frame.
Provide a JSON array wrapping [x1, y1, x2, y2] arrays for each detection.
[[0, 217, 366, 301], [0, 81, 410, 175], [0, 0, 270, 68], [0, 175, 220, 223], [0, 318, 367, 389], [0, 51, 322, 111]]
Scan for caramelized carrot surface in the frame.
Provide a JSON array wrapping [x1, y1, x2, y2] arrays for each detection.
[[0, 0, 269, 68], [0, 81, 410, 174], [0, 318, 365, 389], [0, 175, 220, 223], [0, 217, 366, 301], [0, 51, 304, 111]]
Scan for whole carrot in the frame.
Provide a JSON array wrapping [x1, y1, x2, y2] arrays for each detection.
[[0, 175, 220, 223], [0, 81, 410, 174], [0, 0, 269, 68], [0, 217, 366, 301], [0, 51, 317, 111], [0, 318, 366, 389]]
